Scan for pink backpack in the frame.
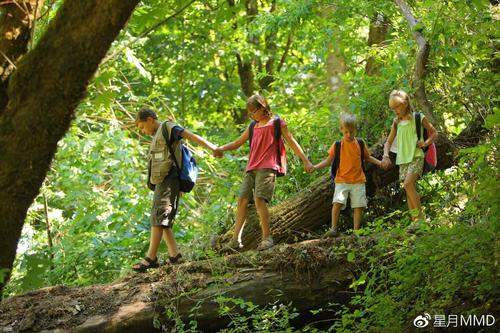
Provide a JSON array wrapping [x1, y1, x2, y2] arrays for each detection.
[[415, 113, 437, 173]]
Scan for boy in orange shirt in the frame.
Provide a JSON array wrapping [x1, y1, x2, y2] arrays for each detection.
[[312, 114, 382, 237]]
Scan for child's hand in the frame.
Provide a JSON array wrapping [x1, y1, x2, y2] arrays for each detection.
[[213, 147, 224, 158], [416, 140, 426, 149], [305, 161, 315, 173], [381, 156, 391, 170]]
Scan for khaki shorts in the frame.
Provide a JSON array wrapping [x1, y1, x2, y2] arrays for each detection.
[[151, 170, 180, 228], [332, 183, 367, 210], [239, 169, 276, 203], [399, 156, 424, 182]]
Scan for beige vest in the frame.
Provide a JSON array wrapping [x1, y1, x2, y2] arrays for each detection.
[[148, 122, 182, 185]]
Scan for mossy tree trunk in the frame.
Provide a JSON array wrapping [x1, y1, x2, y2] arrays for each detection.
[[0, 238, 366, 332], [215, 127, 482, 250], [0, 0, 140, 296]]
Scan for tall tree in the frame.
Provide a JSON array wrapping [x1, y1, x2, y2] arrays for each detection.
[[228, 0, 293, 122], [0, 0, 140, 296]]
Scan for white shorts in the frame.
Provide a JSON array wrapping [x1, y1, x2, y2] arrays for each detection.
[[332, 183, 367, 210]]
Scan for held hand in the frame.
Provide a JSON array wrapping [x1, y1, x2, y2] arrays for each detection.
[[416, 140, 426, 149], [304, 161, 315, 173], [213, 147, 224, 158], [377, 160, 384, 169], [381, 156, 392, 170]]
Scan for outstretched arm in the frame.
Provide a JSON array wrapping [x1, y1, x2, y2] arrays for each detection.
[[281, 123, 314, 172], [364, 144, 382, 168], [314, 154, 334, 171], [180, 129, 217, 152], [218, 127, 250, 152], [381, 118, 397, 169]]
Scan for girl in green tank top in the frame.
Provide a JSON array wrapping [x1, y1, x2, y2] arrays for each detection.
[[381, 90, 438, 224]]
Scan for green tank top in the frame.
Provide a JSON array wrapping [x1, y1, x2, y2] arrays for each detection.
[[396, 113, 424, 165]]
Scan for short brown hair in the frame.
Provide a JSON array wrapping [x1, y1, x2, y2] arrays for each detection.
[[136, 108, 157, 122], [340, 113, 357, 132]]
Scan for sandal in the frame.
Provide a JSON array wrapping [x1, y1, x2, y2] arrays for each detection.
[[132, 256, 159, 272]]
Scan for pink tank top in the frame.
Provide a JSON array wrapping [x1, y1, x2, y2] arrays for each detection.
[[246, 118, 286, 172]]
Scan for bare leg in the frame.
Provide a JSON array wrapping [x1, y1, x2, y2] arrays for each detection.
[[353, 208, 363, 230], [145, 226, 163, 260], [254, 197, 271, 239], [162, 228, 179, 257], [332, 203, 342, 229], [232, 197, 249, 243], [403, 173, 424, 221]]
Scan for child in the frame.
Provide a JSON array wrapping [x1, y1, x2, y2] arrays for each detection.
[[381, 90, 437, 222], [132, 108, 222, 272], [312, 113, 382, 237], [216, 94, 314, 250]]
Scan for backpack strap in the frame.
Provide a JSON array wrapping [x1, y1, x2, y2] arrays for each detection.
[[161, 121, 182, 173], [356, 138, 366, 173], [248, 120, 257, 149], [330, 141, 341, 181], [273, 116, 282, 168], [415, 112, 422, 141]]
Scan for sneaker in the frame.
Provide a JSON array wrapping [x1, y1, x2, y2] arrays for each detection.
[[257, 236, 274, 251], [323, 228, 339, 239]]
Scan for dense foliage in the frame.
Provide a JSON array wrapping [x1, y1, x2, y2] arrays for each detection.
[[5, 0, 498, 330]]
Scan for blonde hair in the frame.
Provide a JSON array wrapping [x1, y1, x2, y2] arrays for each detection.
[[247, 94, 272, 117], [340, 113, 357, 133], [389, 90, 413, 115]]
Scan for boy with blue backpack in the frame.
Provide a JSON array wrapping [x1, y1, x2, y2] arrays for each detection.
[[133, 108, 221, 272], [312, 113, 382, 237]]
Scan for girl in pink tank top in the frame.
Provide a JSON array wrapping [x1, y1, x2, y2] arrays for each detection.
[[216, 94, 314, 251]]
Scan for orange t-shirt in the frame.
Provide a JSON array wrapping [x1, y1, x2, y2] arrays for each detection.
[[328, 138, 368, 184]]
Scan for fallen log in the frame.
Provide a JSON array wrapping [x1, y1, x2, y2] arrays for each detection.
[[215, 131, 457, 250], [0, 237, 376, 333]]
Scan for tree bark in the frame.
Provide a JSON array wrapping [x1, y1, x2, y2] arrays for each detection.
[[0, 0, 140, 296], [214, 124, 475, 250], [0, 238, 363, 333], [0, 0, 44, 111]]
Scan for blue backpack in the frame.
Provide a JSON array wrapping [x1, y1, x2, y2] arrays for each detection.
[[161, 122, 198, 193]]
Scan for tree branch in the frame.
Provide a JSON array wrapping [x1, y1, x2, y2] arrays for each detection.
[[394, 0, 438, 126], [102, 0, 197, 66], [277, 30, 293, 73]]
